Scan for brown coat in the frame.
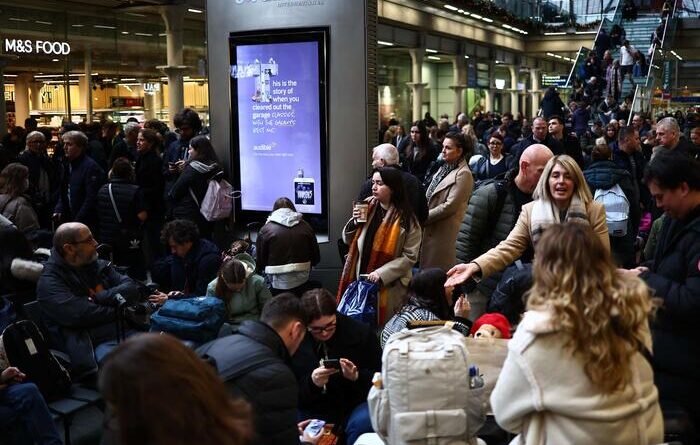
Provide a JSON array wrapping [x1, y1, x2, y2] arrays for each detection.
[[342, 204, 422, 322], [420, 159, 474, 271], [474, 200, 610, 278]]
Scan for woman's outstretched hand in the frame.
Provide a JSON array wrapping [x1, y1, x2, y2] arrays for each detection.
[[445, 263, 480, 287]]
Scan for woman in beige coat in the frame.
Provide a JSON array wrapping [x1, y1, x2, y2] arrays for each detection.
[[420, 132, 473, 271], [338, 167, 421, 326], [491, 224, 663, 445], [445, 154, 608, 286]]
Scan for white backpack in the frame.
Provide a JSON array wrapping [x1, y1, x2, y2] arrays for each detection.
[[189, 175, 234, 222], [593, 183, 630, 237], [368, 324, 485, 445]]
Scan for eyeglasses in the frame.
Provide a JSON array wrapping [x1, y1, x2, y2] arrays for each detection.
[[488, 141, 503, 146], [69, 235, 96, 245], [308, 321, 337, 334]]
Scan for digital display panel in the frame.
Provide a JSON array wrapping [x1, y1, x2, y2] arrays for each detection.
[[229, 29, 328, 220]]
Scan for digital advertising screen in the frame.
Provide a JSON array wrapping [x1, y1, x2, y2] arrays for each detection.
[[229, 29, 328, 227]]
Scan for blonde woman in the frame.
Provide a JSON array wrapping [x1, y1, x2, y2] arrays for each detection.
[[491, 223, 663, 444], [446, 154, 608, 286]]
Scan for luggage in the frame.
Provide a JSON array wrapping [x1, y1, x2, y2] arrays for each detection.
[[1, 320, 72, 401], [337, 280, 378, 329], [150, 296, 226, 344], [368, 323, 485, 445]]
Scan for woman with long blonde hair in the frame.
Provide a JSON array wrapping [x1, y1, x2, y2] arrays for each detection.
[[491, 224, 663, 444], [446, 154, 609, 287]]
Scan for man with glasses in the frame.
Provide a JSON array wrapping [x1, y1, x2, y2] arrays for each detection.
[[17, 131, 57, 229], [510, 116, 562, 163], [36, 222, 163, 380], [162, 108, 202, 207]]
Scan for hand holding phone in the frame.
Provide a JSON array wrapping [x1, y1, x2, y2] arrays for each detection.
[[303, 419, 325, 437], [322, 359, 341, 370]]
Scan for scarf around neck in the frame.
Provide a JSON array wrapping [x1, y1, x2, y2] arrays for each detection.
[[530, 194, 590, 246], [426, 161, 459, 200]]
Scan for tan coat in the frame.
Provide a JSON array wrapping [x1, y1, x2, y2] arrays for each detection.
[[491, 309, 663, 445], [474, 200, 610, 278], [342, 204, 422, 321], [421, 159, 473, 271]]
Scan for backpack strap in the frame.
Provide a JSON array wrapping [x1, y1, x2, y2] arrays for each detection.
[[189, 188, 200, 207], [108, 184, 123, 224]]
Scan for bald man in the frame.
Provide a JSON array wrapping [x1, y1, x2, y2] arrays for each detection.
[[36, 223, 163, 378], [455, 144, 554, 319]]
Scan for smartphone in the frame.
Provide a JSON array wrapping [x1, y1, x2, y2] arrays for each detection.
[[304, 419, 325, 436], [322, 359, 341, 370]]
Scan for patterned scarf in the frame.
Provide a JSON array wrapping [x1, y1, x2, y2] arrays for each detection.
[[530, 194, 590, 246], [337, 200, 403, 325], [425, 161, 458, 200]]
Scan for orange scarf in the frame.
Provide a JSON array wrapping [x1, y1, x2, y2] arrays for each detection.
[[337, 201, 403, 325]]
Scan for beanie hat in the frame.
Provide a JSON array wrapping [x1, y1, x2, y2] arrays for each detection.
[[470, 313, 512, 339]]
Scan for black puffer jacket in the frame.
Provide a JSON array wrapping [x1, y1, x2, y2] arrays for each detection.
[[456, 173, 527, 264], [96, 179, 145, 245], [197, 321, 299, 445], [640, 207, 700, 386], [584, 160, 640, 232], [291, 313, 382, 424]]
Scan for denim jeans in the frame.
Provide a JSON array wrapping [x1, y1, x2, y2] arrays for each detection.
[[0, 382, 62, 445]]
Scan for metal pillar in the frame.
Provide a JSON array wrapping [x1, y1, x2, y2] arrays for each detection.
[[158, 4, 187, 127], [450, 55, 468, 119], [407, 48, 428, 123], [14, 74, 32, 125]]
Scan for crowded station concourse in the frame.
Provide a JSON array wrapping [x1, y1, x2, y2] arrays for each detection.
[[2, 0, 700, 444]]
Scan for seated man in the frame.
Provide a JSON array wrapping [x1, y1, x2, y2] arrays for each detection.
[[36, 222, 155, 378], [197, 293, 309, 445], [152, 219, 221, 297], [0, 366, 62, 445]]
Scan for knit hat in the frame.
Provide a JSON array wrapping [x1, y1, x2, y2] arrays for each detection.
[[470, 313, 512, 339]]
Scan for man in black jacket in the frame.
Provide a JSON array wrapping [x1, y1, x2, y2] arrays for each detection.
[[357, 143, 429, 226], [197, 293, 309, 445], [36, 223, 157, 378], [548, 115, 584, 169], [510, 117, 563, 165], [622, 150, 700, 440]]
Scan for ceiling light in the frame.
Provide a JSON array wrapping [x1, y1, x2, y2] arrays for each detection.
[[464, 55, 470, 59], [121, 31, 130, 35], [121, 78, 136, 81], [444, 4, 458, 11], [377, 40, 394, 46], [9, 18, 29, 22], [134, 32, 153, 37], [125, 12, 146, 17], [3, 74, 17, 78], [482, 17, 493, 23], [35, 21, 52, 25], [426, 49, 438, 54], [71, 24, 84, 28], [94, 25, 116, 30], [575, 31, 597, 35], [51, 58, 59, 62], [188, 8, 203, 13], [544, 32, 566, 35], [427, 56, 441, 61], [546, 52, 556, 57], [554, 54, 563, 59], [470, 13, 483, 19], [159, 33, 167, 37]]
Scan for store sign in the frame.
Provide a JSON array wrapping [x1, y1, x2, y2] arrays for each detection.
[[4, 38, 71, 56], [143, 82, 160, 94], [110, 97, 144, 108]]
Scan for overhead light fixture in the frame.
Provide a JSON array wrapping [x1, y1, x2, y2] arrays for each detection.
[[94, 25, 116, 29], [159, 33, 167, 37], [470, 13, 483, 19], [553, 54, 563, 59], [188, 8, 203, 13], [134, 32, 153, 37], [121, 78, 136, 81], [546, 52, 556, 57], [544, 32, 566, 36], [35, 20, 52, 25], [51, 58, 59, 62], [575, 31, 597, 35], [71, 24, 84, 28], [121, 31, 130, 35], [427, 56, 441, 61], [377, 40, 394, 46], [482, 17, 494, 23], [426, 48, 438, 54], [3, 74, 17, 78], [444, 4, 458, 11], [125, 12, 146, 17], [9, 18, 29, 22], [464, 55, 470, 59]]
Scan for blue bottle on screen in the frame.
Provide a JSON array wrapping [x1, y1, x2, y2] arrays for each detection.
[[294, 169, 315, 206]]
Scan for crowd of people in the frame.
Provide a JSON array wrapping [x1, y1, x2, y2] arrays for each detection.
[[1, 96, 699, 445]]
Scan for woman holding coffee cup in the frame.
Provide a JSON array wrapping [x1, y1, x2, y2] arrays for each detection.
[[337, 167, 422, 326]]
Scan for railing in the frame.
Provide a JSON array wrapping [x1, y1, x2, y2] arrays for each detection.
[[628, 0, 680, 123], [564, 0, 621, 88]]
